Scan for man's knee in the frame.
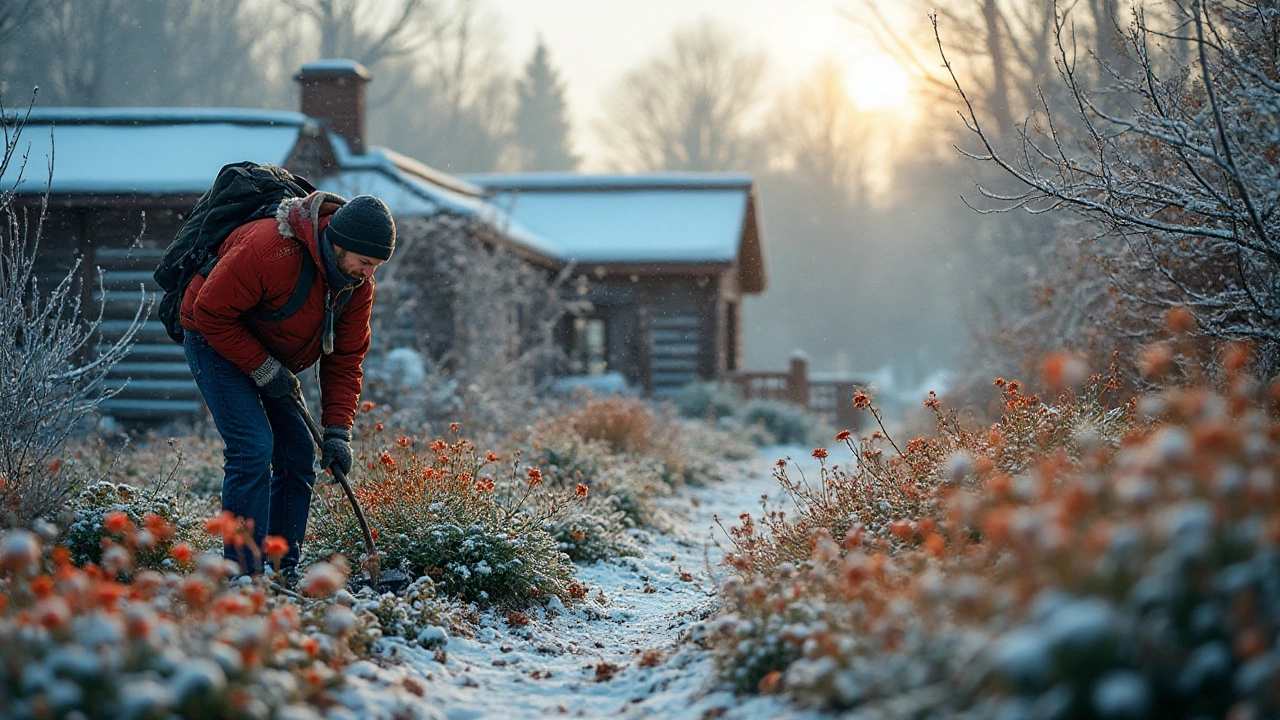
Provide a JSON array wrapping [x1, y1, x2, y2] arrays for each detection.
[[226, 435, 273, 474]]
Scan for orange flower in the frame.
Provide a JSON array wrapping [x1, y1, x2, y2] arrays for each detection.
[[571, 530, 586, 542], [475, 477, 495, 493], [852, 391, 871, 410], [811, 448, 828, 460], [263, 536, 290, 563], [430, 439, 448, 453], [1166, 305, 1196, 333], [170, 543, 193, 564], [380, 452, 396, 467], [202, 511, 236, 538], [360, 401, 376, 412], [450, 422, 460, 433], [575, 484, 589, 497], [527, 468, 543, 486], [487, 451, 499, 463], [923, 391, 941, 409], [103, 511, 132, 535], [374, 422, 385, 432], [835, 430, 852, 442], [397, 436, 411, 448], [143, 514, 175, 542]]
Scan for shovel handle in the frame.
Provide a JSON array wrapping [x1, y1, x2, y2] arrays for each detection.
[[293, 394, 380, 584]]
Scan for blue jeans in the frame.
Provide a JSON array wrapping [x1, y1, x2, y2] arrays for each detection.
[[184, 331, 315, 574]]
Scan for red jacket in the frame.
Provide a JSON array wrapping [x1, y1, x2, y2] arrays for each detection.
[[180, 192, 374, 428]]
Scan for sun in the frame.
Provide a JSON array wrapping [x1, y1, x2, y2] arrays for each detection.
[[844, 56, 912, 112]]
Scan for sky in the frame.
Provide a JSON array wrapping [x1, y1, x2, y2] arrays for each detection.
[[490, 0, 917, 169]]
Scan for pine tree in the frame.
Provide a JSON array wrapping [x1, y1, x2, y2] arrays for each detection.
[[513, 39, 579, 171]]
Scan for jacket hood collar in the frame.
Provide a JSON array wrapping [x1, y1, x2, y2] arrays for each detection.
[[275, 191, 347, 267]]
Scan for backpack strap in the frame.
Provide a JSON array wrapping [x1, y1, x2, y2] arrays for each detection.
[[253, 251, 317, 323]]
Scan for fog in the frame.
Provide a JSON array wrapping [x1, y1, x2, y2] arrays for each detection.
[[0, 0, 1048, 395]]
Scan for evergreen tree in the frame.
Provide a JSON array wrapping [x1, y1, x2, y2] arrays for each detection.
[[513, 39, 578, 171]]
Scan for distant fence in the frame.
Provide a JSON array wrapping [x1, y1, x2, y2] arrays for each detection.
[[725, 356, 863, 430]]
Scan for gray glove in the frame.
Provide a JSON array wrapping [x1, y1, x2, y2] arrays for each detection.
[[251, 357, 300, 399], [320, 425, 353, 476]]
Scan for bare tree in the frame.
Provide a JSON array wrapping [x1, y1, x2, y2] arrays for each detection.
[[0, 0, 285, 108], [283, 0, 441, 67], [599, 19, 768, 171], [0, 102, 147, 526], [940, 1, 1280, 371], [766, 61, 873, 209]]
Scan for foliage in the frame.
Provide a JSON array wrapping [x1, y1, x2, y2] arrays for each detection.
[[676, 381, 743, 421], [737, 399, 818, 446], [63, 480, 215, 573], [303, 422, 582, 608], [0, 527, 412, 720], [704, 344, 1280, 718], [513, 39, 579, 171], [0, 100, 146, 528]]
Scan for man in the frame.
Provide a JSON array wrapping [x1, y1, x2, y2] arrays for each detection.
[[180, 192, 395, 579]]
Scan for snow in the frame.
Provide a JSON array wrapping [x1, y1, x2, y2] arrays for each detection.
[[465, 174, 754, 264], [334, 446, 825, 719], [0, 117, 304, 195]]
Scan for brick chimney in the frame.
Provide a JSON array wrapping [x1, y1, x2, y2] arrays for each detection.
[[296, 60, 371, 155]]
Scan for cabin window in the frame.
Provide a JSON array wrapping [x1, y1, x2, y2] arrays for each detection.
[[572, 317, 608, 376]]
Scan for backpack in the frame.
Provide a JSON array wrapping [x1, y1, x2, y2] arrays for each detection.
[[153, 161, 319, 344]]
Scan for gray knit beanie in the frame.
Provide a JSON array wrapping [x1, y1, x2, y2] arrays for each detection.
[[325, 195, 396, 261]]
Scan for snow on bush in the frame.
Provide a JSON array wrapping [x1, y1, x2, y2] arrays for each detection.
[[63, 481, 216, 573], [303, 421, 581, 608], [703, 338, 1280, 718], [0, 527, 394, 719]]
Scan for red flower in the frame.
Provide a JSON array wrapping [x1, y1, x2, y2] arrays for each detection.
[[476, 477, 495, 493], [170, 543, 193, 564], [360, 401, 376, 412], [103, 511, 132, 535], [835, 430, 852, 442], [575, 484, 589, 497], [811, 448, 828, 460], [450, 422, 460, 433], [380, 452, 396, 467], [263, 536, 290, 563], [374, 422, 385, 432], [527, 468, 543, 486], [852, 391, 871, 410], [487, 451, 499, 463], [397, 436, 411, 448]]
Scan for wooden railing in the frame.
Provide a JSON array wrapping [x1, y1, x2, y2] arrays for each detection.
[[725, 355, 863, 430]]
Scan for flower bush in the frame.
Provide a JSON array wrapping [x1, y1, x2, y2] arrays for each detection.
[[63, 481, 216, 574], [705, 339, 1280, 718], [303, 423, 582, 608], [0, 526, 391, 720]]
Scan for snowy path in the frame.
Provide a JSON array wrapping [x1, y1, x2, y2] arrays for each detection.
[[333, 447, 826, 720]]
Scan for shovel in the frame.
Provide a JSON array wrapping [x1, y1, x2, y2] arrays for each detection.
[[292, 393, 384, 588]]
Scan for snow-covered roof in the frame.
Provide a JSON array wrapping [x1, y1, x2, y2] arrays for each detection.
[[464, 173, 758, 265], [0, 108, 309, 195]]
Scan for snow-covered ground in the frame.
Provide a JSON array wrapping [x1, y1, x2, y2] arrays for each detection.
[[332, 447, 827, 720]]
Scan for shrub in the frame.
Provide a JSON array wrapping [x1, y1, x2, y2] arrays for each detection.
[[544, 497, 640, 563], [737, 400, 815, 446], [676, 381, 742, 420], [0, 528, 391, 720], [303, 426, 581, 608], [0, 109, 146, 528], [568, 396, 656, 455], [63, 480, 216, 573], [705, 348, 1280, 718]]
